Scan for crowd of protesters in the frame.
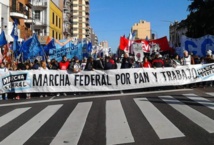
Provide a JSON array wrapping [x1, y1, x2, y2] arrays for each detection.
[[0, 49, 214, 100]]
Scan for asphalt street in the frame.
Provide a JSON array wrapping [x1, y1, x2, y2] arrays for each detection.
[[0, 87, 214, 145]]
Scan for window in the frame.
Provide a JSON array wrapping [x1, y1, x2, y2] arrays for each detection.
[[56, 32, 58, 39], [52, 13, 54, 24], [52, 30, 54, 38], [59, 18, 61, 28], [56, 15, 58, 27], [35, 11, 40, 20], [19, 2, 23, 12]]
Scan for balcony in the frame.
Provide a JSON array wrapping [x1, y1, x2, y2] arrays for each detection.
[[24, 19, 34, 24], [10, 6, 27, 19], [33, 19, 47, 28], [31, 0, 47, 10], [24, 11, 34, 24], [65, 0, 71, 5]]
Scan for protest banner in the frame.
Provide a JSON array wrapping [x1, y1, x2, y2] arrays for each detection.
[[1, 63, 214, 93]]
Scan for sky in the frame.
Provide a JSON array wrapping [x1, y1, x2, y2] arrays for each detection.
[[90, 0, 192, 53]]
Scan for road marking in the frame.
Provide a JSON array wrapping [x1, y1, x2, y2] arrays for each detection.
[[0, 89, 192, 107], [184, 93, 214, 110], [206, 92, 214, 97], [106, 100, 134, 145], [49, 96, 56, 100], [0, 107, 31, 128], [50, 102, 92, 145], [134, 98, 184, 139], [160, 96, 214, 133], [0, 104, 62, 145]]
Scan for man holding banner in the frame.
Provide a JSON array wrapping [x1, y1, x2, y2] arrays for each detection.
[[57, 55, 70, 97]]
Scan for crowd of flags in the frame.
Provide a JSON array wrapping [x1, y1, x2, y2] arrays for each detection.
[[0, 19, 111, 64], [119, 30, 171, 56], [0, 19, 174, 65]]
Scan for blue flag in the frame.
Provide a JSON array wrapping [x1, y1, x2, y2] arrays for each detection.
[[21, 37, 33, 61], [49, 39, 83, 62], [21, 34, 43, 61], [44, 39, 56, 55], [0, 31, 7, 46], [13, 41, 20, 58], [29, 34, 43, 59], [11, 19, 18, 41], [87, 42, 92, 52]]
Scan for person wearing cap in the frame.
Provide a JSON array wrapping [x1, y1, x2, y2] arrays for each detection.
[[152, 53, 164, 68]]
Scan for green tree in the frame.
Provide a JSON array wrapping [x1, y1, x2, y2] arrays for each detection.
[[183, 0, 214, 37]]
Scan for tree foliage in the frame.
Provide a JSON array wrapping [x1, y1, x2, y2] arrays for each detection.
[[183, 0, 214, 38]]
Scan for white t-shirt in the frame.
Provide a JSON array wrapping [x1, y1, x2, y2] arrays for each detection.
[[183, 55, 191, 65]]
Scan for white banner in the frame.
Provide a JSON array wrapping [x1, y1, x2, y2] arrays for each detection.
[[1, 63, 214, 93]]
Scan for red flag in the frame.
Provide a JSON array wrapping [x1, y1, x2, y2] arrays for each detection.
[[119, 36, 129, 51], [150, 36, 170, 51]]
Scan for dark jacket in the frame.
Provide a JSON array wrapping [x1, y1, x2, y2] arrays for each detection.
[[121, 57, 132, 69]]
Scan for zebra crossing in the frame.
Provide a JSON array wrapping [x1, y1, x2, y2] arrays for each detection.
[[0, 92, 214, 145]]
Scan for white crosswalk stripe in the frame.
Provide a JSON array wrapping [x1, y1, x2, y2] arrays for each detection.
[[0, 93, 213, 144], [134, 98, 185, 139], [0, 104, 62, 145], [106, 100, 134, 145], [50, 102, 92, 145], [0, 107, 31, 128], [159, 95, 214, 133]]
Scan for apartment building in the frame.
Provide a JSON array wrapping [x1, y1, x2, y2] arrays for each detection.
[[61, 0, 90, 40], [100, 41, 108, 48], [0, 1, 10, 40], [7, 0, 33, 41], [169, 21, 187, 47], [132, 20, 151, 40], [49, 0, 63, 40], [31, 0, 63, 42], [89, 27, 98, 45]]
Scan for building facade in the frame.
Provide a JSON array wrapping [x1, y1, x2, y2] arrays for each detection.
[[61, 0, 90, 40], [8, 0, 33, 41], [49, 0, 63, 40], [89, 27, 98, 45], [0, 1, 10, 39], [31, 0, 63, 42], [169, 21, 187, 48], [100, 41, 108, 48], [131, 20, 151, 40]]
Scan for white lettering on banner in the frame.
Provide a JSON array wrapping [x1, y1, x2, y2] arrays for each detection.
[[1, 64, 214, 93], [142, 41, 150, 52]]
